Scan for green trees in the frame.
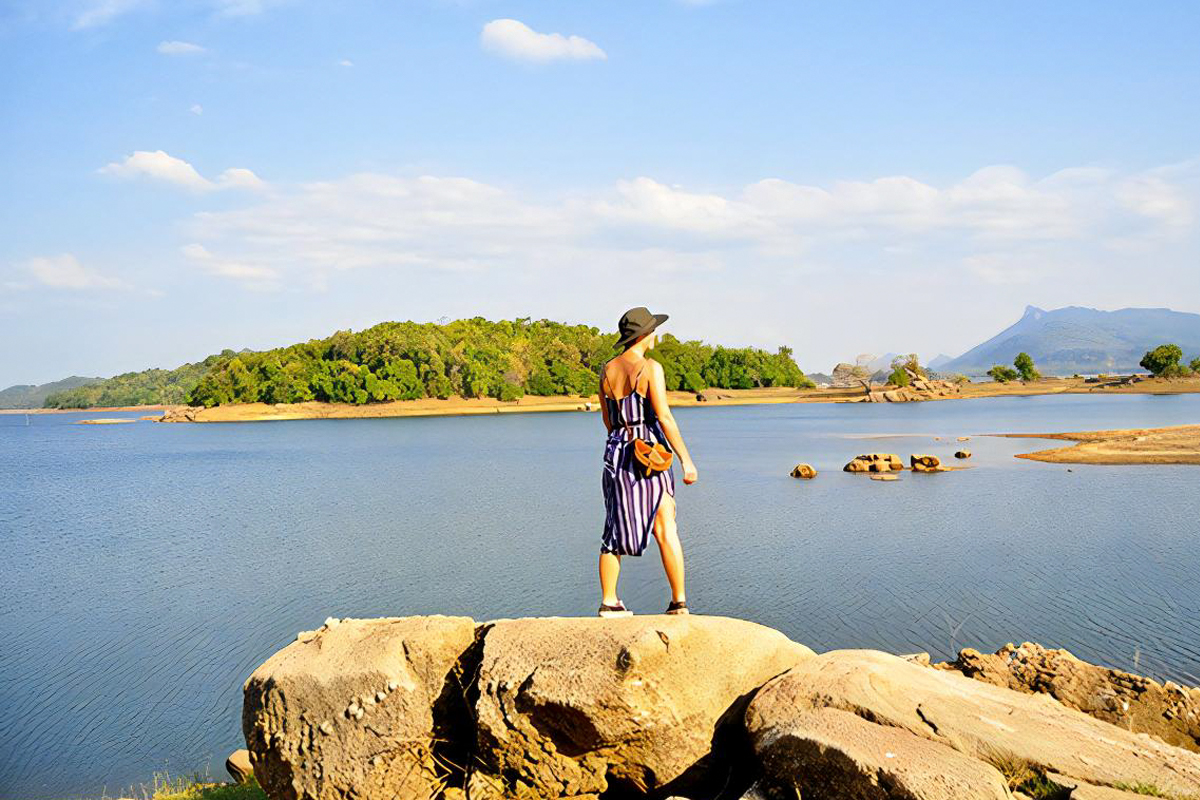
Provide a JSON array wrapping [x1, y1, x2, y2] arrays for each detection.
[[1191, 357, 1200, 373], [988, 365, 1020, 383], [886, 354, 924, 387], [984, 353, 1037, 384], [45, 318, 815, 408], [1140, 344, 1185, 377], [1013, 352, 1040, 382]]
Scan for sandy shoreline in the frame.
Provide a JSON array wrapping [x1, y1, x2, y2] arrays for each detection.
[[6, 375, 1198, 423], [1005, 424, 1200, 465]]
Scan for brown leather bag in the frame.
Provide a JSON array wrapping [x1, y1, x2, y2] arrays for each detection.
[[633, 437, 673, 476]]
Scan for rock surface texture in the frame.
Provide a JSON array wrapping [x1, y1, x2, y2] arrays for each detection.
[[471, 616, 814, 798], [243, 617, 1200, 800], [843, 453, 904, 473], [789, 463, 817, 479], [242, 616, 477, 800], [938, 642, 1200, 753], [746, 650, 1200, 799]]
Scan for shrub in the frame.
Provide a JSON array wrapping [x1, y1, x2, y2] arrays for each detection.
[[988, 365, 1019, 383]]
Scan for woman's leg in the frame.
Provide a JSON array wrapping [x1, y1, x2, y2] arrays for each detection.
[[599, 552, 622, 605], [653, 493, 686, 603]]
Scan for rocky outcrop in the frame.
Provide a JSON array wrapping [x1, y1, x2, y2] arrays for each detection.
[[789, 463, 817, 479], [471, 616, 813, 798], [910, 454, 943, 472], [242, 616, 477, 800], [159, 406, 200, 422], [937, 642, 1200, 753], [955, 449, 972, 459], [746, 650, 1200, 799], [852, 379, 964, 402], [830, 363, 864, 389], [243, 619, 1200, 800], [843, 453, 903, 473]]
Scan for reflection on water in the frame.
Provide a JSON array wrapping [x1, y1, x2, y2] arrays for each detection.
[[1, 394, 1199, 798]]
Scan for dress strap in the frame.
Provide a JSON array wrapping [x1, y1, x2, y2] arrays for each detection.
[[632, 360, 648, 395]]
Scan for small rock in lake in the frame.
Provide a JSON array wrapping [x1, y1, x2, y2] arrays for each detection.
[[790, 463, 817, 479]]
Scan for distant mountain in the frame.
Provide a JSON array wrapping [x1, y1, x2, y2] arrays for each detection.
[[941, 306, 1200, 375], [0, 376, 102, 409], [926, 353, 954, 370]]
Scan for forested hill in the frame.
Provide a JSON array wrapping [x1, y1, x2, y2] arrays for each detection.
[[43, 318, 813, 409], [0, 376, 101, 409]]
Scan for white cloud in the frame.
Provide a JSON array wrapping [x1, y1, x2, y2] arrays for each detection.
[[179, 162, 1197, 309], [190, 104, 204, 115], [24, 254, 123, 290], [157, 40, 206, 56], [100, 150, 266, 193], [72, 0, 148, 29], [181, 243, 280, 288], [216, 167, 267, 191], [101, 150, 213, 191], [481, 19, 606, 63], [338, 59, 354, 67]]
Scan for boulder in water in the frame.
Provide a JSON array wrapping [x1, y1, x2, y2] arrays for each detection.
[[910, 454, 943, 472], [790, 463, 817, 479]]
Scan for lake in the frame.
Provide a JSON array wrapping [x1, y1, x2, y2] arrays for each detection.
[[2, 394, 1199, 798]]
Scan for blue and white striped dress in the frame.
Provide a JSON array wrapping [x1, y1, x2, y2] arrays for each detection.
[[601, 368, 676, 556]]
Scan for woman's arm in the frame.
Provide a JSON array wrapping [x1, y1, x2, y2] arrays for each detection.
[[599, 369, 613, 434], [646, 359, 698, 484]]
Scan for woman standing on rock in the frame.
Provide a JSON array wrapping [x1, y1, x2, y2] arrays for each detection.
[[598, 307, 699, 618]]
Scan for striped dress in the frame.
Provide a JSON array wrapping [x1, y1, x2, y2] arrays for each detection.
[[601, 365, 676, 556]]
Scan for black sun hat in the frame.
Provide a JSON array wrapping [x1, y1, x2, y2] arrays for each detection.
[[615, 306, 669, 349]]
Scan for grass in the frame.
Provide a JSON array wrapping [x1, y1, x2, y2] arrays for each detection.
[[109, 772, 266, 800], [981, 750, 1070, 799]]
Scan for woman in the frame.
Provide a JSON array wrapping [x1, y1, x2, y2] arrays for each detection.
[[598, 307, 699, 617]]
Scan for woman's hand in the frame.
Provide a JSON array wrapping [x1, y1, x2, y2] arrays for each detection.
[[682, 460, 698, 485]]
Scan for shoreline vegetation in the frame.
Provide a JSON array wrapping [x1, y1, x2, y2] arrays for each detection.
[[6, 374, 1200, 423]]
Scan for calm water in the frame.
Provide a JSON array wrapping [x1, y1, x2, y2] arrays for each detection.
[[2, 395, 1199, 798]]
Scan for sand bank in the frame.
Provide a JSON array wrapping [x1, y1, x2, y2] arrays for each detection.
[[1006, 424, 1200, 465]]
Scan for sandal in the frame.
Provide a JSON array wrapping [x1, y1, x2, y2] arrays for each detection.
[[598, 601, 633, 618], [666, 600, 689, 615]]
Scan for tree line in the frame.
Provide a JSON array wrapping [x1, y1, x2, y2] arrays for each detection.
[[44, 317, 814, 409], [987, 345, 1200, 382]]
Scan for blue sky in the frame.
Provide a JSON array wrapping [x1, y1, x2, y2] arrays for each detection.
[[2, 0, 1198, 386]]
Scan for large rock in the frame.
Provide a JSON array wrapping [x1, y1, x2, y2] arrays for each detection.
[[789, 463, 817, 479], [844, 454, 903, 473], [910, 454, 943, 472], [226, 748, 253, 783], [938, 642, 1200, 753], [746, 650, 1200, 796], [243, 615, 477, 800], [471, 615, 814, 798], [747, 705, 1010, 799]]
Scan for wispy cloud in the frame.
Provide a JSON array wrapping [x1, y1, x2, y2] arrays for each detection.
[[99, 150, 266, 193], [24, 254, 124, 290], [182, 162, 1196, 300], [157, 40, 206, 56], [72, 0, 148, 29], [481, 19, 606, 63]]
